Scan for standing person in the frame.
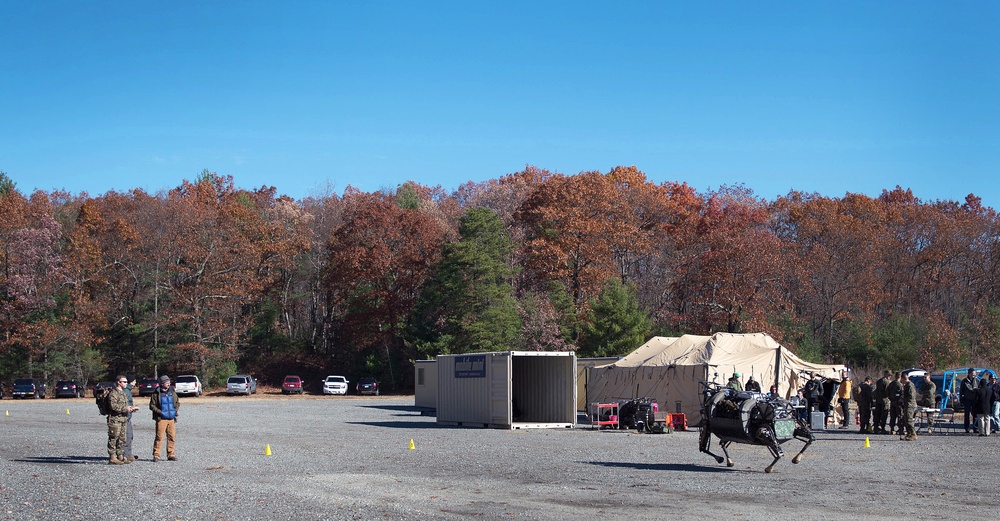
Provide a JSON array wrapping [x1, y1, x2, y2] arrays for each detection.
[[874, 371, 891, 434], [107, 375, 139, 465], [978, 373, 993, 437], [837, 373, 852, 428], [960, 368, 979, 434], [991, 374, 1000, 435], [745, 375, 761, 393], [123, 374, 139, 462], [149, 374, 180, 462], [900, 373, 918, 441], [856, 376, 874, 434], [804, 375, 821, 414], [887, 373, 902, 435], [919, 374, 937, 433], [727, 372, 743, 391]]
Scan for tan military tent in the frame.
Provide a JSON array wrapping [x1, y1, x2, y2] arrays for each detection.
[[586, 332, 847, 419]]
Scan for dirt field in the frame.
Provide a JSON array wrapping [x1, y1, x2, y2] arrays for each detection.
[[0, 393, 995, 520]]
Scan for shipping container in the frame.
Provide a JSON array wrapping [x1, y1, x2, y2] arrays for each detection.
[[414, 359, 438, 410], [437, 351, 576, 429]]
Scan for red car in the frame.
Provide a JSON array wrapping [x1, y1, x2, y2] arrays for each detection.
[[282, 375, 304, 394]]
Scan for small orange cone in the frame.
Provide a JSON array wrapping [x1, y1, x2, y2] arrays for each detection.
[[864, 436, 870, 448], [409, 439, 415, 450], [265, 444, 272, 456]]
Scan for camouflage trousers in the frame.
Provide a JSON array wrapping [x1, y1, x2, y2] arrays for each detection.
[[107, 416, 127, 457]]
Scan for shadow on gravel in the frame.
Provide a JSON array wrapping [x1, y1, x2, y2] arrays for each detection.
[[14, 455, 108, 465], [583, 460, 728, 473], [344, 420, 440, 429], [358, 404, 426, 413]]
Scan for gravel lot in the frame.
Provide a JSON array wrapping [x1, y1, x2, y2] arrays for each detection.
[[0, 394, 994, 520]]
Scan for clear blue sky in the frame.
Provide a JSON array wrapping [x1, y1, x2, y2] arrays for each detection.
[[3, 2, 998, 207]]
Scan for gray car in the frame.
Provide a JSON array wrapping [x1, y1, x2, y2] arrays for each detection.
[[226, 374, 257, 396]]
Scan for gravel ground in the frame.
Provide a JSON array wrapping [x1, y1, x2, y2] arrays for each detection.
[[0, 394, 993, 520]]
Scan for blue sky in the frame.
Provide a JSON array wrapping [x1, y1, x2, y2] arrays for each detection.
[[3, 2, 998, 207]]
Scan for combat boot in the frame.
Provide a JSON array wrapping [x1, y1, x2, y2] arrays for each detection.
[[120, 454, 132, 464], [108, 455, 124, 465]]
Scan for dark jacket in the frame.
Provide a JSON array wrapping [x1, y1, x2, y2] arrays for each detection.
[[978, 381, 993, 416], [875, 377, 890, 402], [149, 387, 180, 421], [857, 382, 874, 407], [961, 376, 979, 404]]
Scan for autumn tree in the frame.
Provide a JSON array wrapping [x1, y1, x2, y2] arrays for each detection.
[[325, 190, 445, 387]]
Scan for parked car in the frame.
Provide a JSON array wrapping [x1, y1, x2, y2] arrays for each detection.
[[323, 375, 349, 395], [282, 375, 305, 394], [12, 378, 46, 399], [93, 381, 116, 397], [356, 376, 379, 396], [137, 377, 160, 396], [54, 379, 86, 398], [174, 375, 202, 397], [226, 374, 257, 396]]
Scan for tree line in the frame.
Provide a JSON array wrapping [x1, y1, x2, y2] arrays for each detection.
[[1, 166, 998, 391]]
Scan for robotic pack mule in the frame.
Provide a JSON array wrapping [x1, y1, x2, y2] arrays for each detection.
[[698, 380, 814, 473]]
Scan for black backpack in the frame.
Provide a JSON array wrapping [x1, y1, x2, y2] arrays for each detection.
[[95, 386, 112, 416]]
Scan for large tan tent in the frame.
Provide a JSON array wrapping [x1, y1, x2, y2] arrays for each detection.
[[586, 332, 847, 420]]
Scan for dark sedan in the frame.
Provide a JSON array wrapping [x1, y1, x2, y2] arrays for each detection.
[[54, 380, 86, 398], [357, 377, 380, 396]]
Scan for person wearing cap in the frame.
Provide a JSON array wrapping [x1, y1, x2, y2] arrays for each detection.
[[837, 373, 852, 428], [727, 372, 743, 391], [149, 374, 180, 462], [122, 374, 139, 462], [745, 375, 761, 393]]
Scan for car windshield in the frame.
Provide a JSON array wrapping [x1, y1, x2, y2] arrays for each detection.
[[284, 376, 299, 382], [57, 380, 70, 386], [327, 376, 345, 383], [177, 376, 197, 383], [14, 379, 32, 385], [228, 377, 245, 384], [360, 378, 376, 384]]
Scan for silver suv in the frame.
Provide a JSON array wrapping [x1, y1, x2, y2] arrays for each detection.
[[225, 374, 257, 396]]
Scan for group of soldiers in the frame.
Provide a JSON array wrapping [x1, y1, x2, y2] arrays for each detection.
[[854, 371, 935, 441]]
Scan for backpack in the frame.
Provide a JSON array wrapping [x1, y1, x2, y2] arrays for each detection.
[[95, 386, 112, 416]]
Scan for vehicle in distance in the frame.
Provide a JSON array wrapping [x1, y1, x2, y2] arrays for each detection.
[[323, 375, 349, 395], [174, 375, 202, 397], [93, 381, 116, 397], [12, 378, 46, 399], [282, 375, 304, 394], [54, 380, 86, 398], [137, 377, 160, 396], [356, 377, 379, 396], [226, 374, 257, 396]]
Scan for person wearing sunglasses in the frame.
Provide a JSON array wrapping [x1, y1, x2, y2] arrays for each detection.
[[107, 375, 140, 465]]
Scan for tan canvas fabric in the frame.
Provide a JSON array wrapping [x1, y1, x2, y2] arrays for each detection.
[[586, 332, 847, 419]]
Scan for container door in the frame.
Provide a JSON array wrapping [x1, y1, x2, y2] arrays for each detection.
[[490, 353, 512, 427]]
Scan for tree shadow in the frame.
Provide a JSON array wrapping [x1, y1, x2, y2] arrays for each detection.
[[343, 420, 442, 429]]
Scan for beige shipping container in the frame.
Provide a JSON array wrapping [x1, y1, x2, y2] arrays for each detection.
[[414, 359, 438, 410], [437, 351, 576, 430]]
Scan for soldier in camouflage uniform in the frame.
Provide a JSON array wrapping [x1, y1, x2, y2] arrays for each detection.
[[107, 375, 138, 464], [874, 371, 891, 434], [900, 373, 918, 441], [887, 372, 903, 434], [919, 374, 937, 433]]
